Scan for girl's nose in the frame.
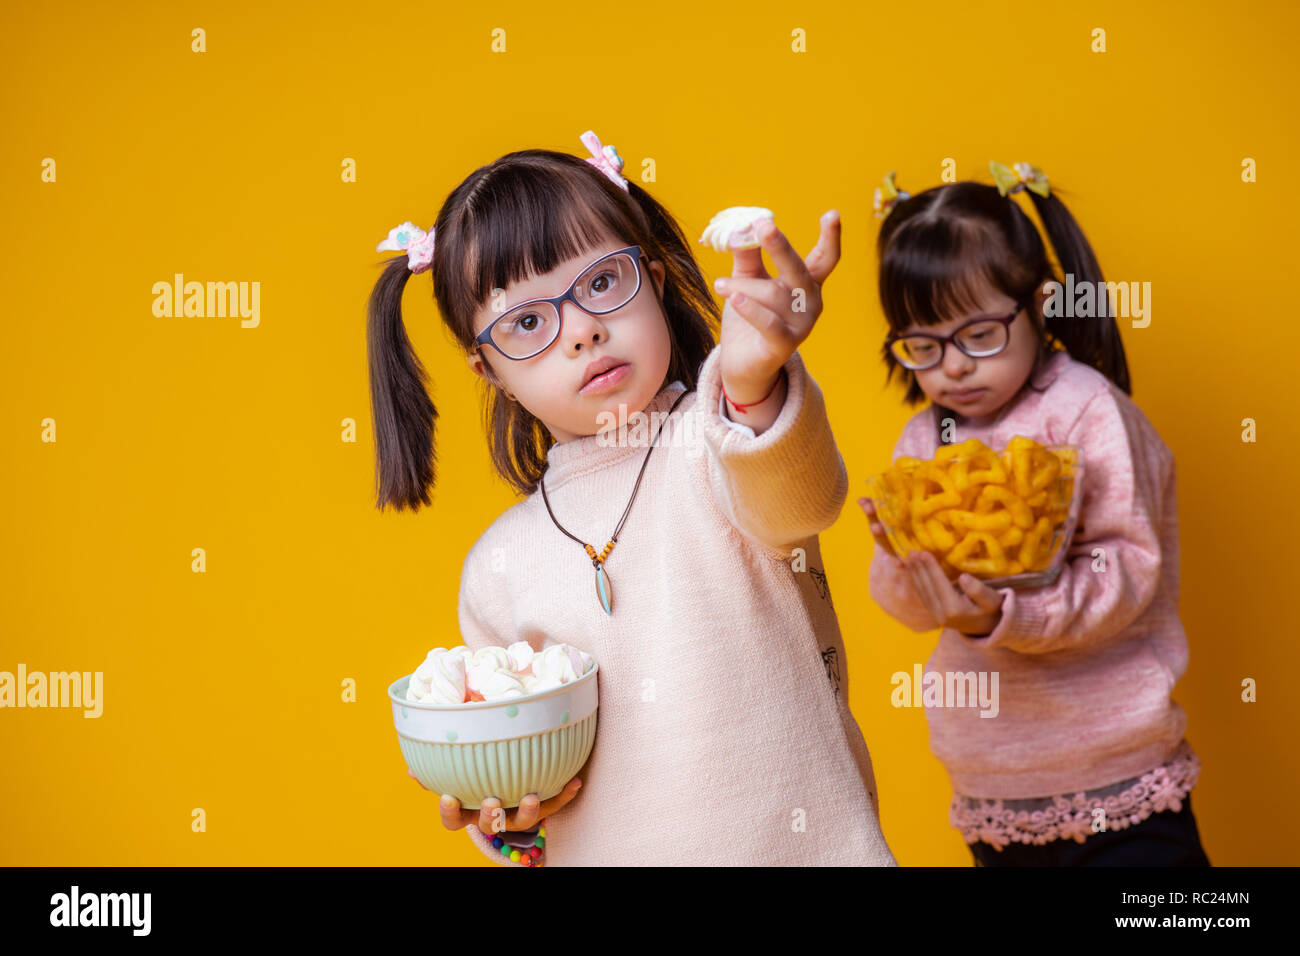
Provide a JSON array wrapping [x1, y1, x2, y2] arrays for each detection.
[[941, 341, 975, 378], [561, 302, 608, 351]]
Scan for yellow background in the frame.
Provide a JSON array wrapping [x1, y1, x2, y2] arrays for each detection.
[[3, 0, 1296, 865]]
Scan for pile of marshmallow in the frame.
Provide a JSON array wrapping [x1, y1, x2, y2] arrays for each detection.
[[405, 642, 594, 705]]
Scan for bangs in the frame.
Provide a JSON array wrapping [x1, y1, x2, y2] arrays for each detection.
[[879, 215, 1034, 334], [441, 158, 640, 318]]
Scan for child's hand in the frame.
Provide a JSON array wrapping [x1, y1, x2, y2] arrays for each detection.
[[408, 768, 582, 833], [859, 497, 898, 558], [898, 550, 1006, 636], [713, 211, 840, 403]]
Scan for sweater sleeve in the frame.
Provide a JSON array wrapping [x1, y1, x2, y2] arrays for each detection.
[[963, 389, 1167, 655], [695, 345, 849, 556], [455, 549, 529, 867]]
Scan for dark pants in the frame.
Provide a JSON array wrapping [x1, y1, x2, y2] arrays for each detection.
[[970, 793, 1212, 867]]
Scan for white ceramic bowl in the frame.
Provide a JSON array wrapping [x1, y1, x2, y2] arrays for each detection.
[[389, 661, 598, 810]]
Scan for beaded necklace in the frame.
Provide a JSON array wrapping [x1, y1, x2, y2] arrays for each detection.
[[539, 389, 690, 615]]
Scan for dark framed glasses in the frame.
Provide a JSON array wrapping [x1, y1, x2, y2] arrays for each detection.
[[472, 245, 647, 360], [885, 300, 1028, 370]]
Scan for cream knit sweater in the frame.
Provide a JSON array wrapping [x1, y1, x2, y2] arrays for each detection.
[[456, 344, 896, 866]]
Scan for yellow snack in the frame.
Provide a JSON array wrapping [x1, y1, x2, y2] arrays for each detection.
[[975, 484, 1034, 529], [1018, 516, 1055, 571], [925, 516, 959, 550], [949, 508, 1013, 533], [946, 531, 1008, 576], [911, 515, 936, 550], [871, 435, 1077, 580], [967, 449, 1009, 485], [934, 438, 985, 462], [911, 463, 961, 518], [998, 525, 1024, 549]]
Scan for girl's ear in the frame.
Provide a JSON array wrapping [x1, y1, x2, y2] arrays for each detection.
[[467, 348, 516, 400], [466, 349, 487, 380], [467, 348, 500, 386], [1034, 279, 1051, 312], [649, 258, 666, 299]]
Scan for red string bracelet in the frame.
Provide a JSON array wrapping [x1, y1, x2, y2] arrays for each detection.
[[723, 366, 787, 414]]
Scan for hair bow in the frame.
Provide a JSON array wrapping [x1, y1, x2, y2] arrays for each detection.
[[990, 161, 1050, 198], [580, 129, 629, 191], [873, 170, 911, 219], [377, 221, 436, 273]]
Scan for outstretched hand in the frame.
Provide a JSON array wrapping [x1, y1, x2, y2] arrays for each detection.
[[714, 210, 840, 403]]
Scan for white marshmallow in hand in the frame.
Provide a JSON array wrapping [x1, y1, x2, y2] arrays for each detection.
[[699, 206, 775, 251]]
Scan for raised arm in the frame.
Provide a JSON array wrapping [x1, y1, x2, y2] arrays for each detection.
[[697, 345, 849, 556], [697, 212, 847, 555]]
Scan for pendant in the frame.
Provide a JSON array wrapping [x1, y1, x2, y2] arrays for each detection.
[[594, 561, 613, 615]]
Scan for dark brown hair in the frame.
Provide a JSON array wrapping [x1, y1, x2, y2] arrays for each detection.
[[367, 149, 719, 512], [876, 179, 1131, 430]]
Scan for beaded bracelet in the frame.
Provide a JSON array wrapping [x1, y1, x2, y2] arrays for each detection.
[[723, 366, 787, 414], [490, 819, 547, 867]]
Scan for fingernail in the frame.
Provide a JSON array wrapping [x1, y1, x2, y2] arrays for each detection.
[[823, 209, 839, 222], [714, 278, 726, 293], [733, 293, 745, 305]]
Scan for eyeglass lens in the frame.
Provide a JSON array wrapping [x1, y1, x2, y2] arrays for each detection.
[[890, 319, 1010, 369], [490, 253, 640, 358]]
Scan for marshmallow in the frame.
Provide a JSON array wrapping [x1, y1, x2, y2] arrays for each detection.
[[506, 641, 536, 674], [406, 647, 467, 704], [699, 206, 775, 252], [406, 642, 592, 704], [533, 644, 582, 685]]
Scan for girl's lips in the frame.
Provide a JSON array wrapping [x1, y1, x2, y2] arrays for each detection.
[[579, 362, 631, 395], [947, 388, 986, 403]]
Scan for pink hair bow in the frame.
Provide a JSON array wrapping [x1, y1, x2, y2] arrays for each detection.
[[580, 130, 629, 191], [377, 221, 436, 273]]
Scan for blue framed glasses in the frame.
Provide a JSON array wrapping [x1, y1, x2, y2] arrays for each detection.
[[472, 245, 647, 360], [885, 299, 1029, 370]]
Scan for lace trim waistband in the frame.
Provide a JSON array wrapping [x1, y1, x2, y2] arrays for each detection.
[[950, 741, 1201, 850]]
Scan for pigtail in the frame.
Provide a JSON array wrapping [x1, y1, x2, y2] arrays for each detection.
[[367, 255, 438, 512], [1025, 191, 1132, 396]]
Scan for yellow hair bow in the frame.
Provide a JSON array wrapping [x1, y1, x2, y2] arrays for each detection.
[[873, 170, 911, 219], [990, 160, 1050, 198]]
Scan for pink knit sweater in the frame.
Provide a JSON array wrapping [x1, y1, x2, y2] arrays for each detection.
[[869, 349, 1194, 802], [456, 345, 896, 866]]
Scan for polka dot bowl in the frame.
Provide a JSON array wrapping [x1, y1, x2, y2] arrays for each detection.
[[389, 661, 598, 810]]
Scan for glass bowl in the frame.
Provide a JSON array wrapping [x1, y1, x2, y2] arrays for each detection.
[[865, 441, 1085, 590]]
